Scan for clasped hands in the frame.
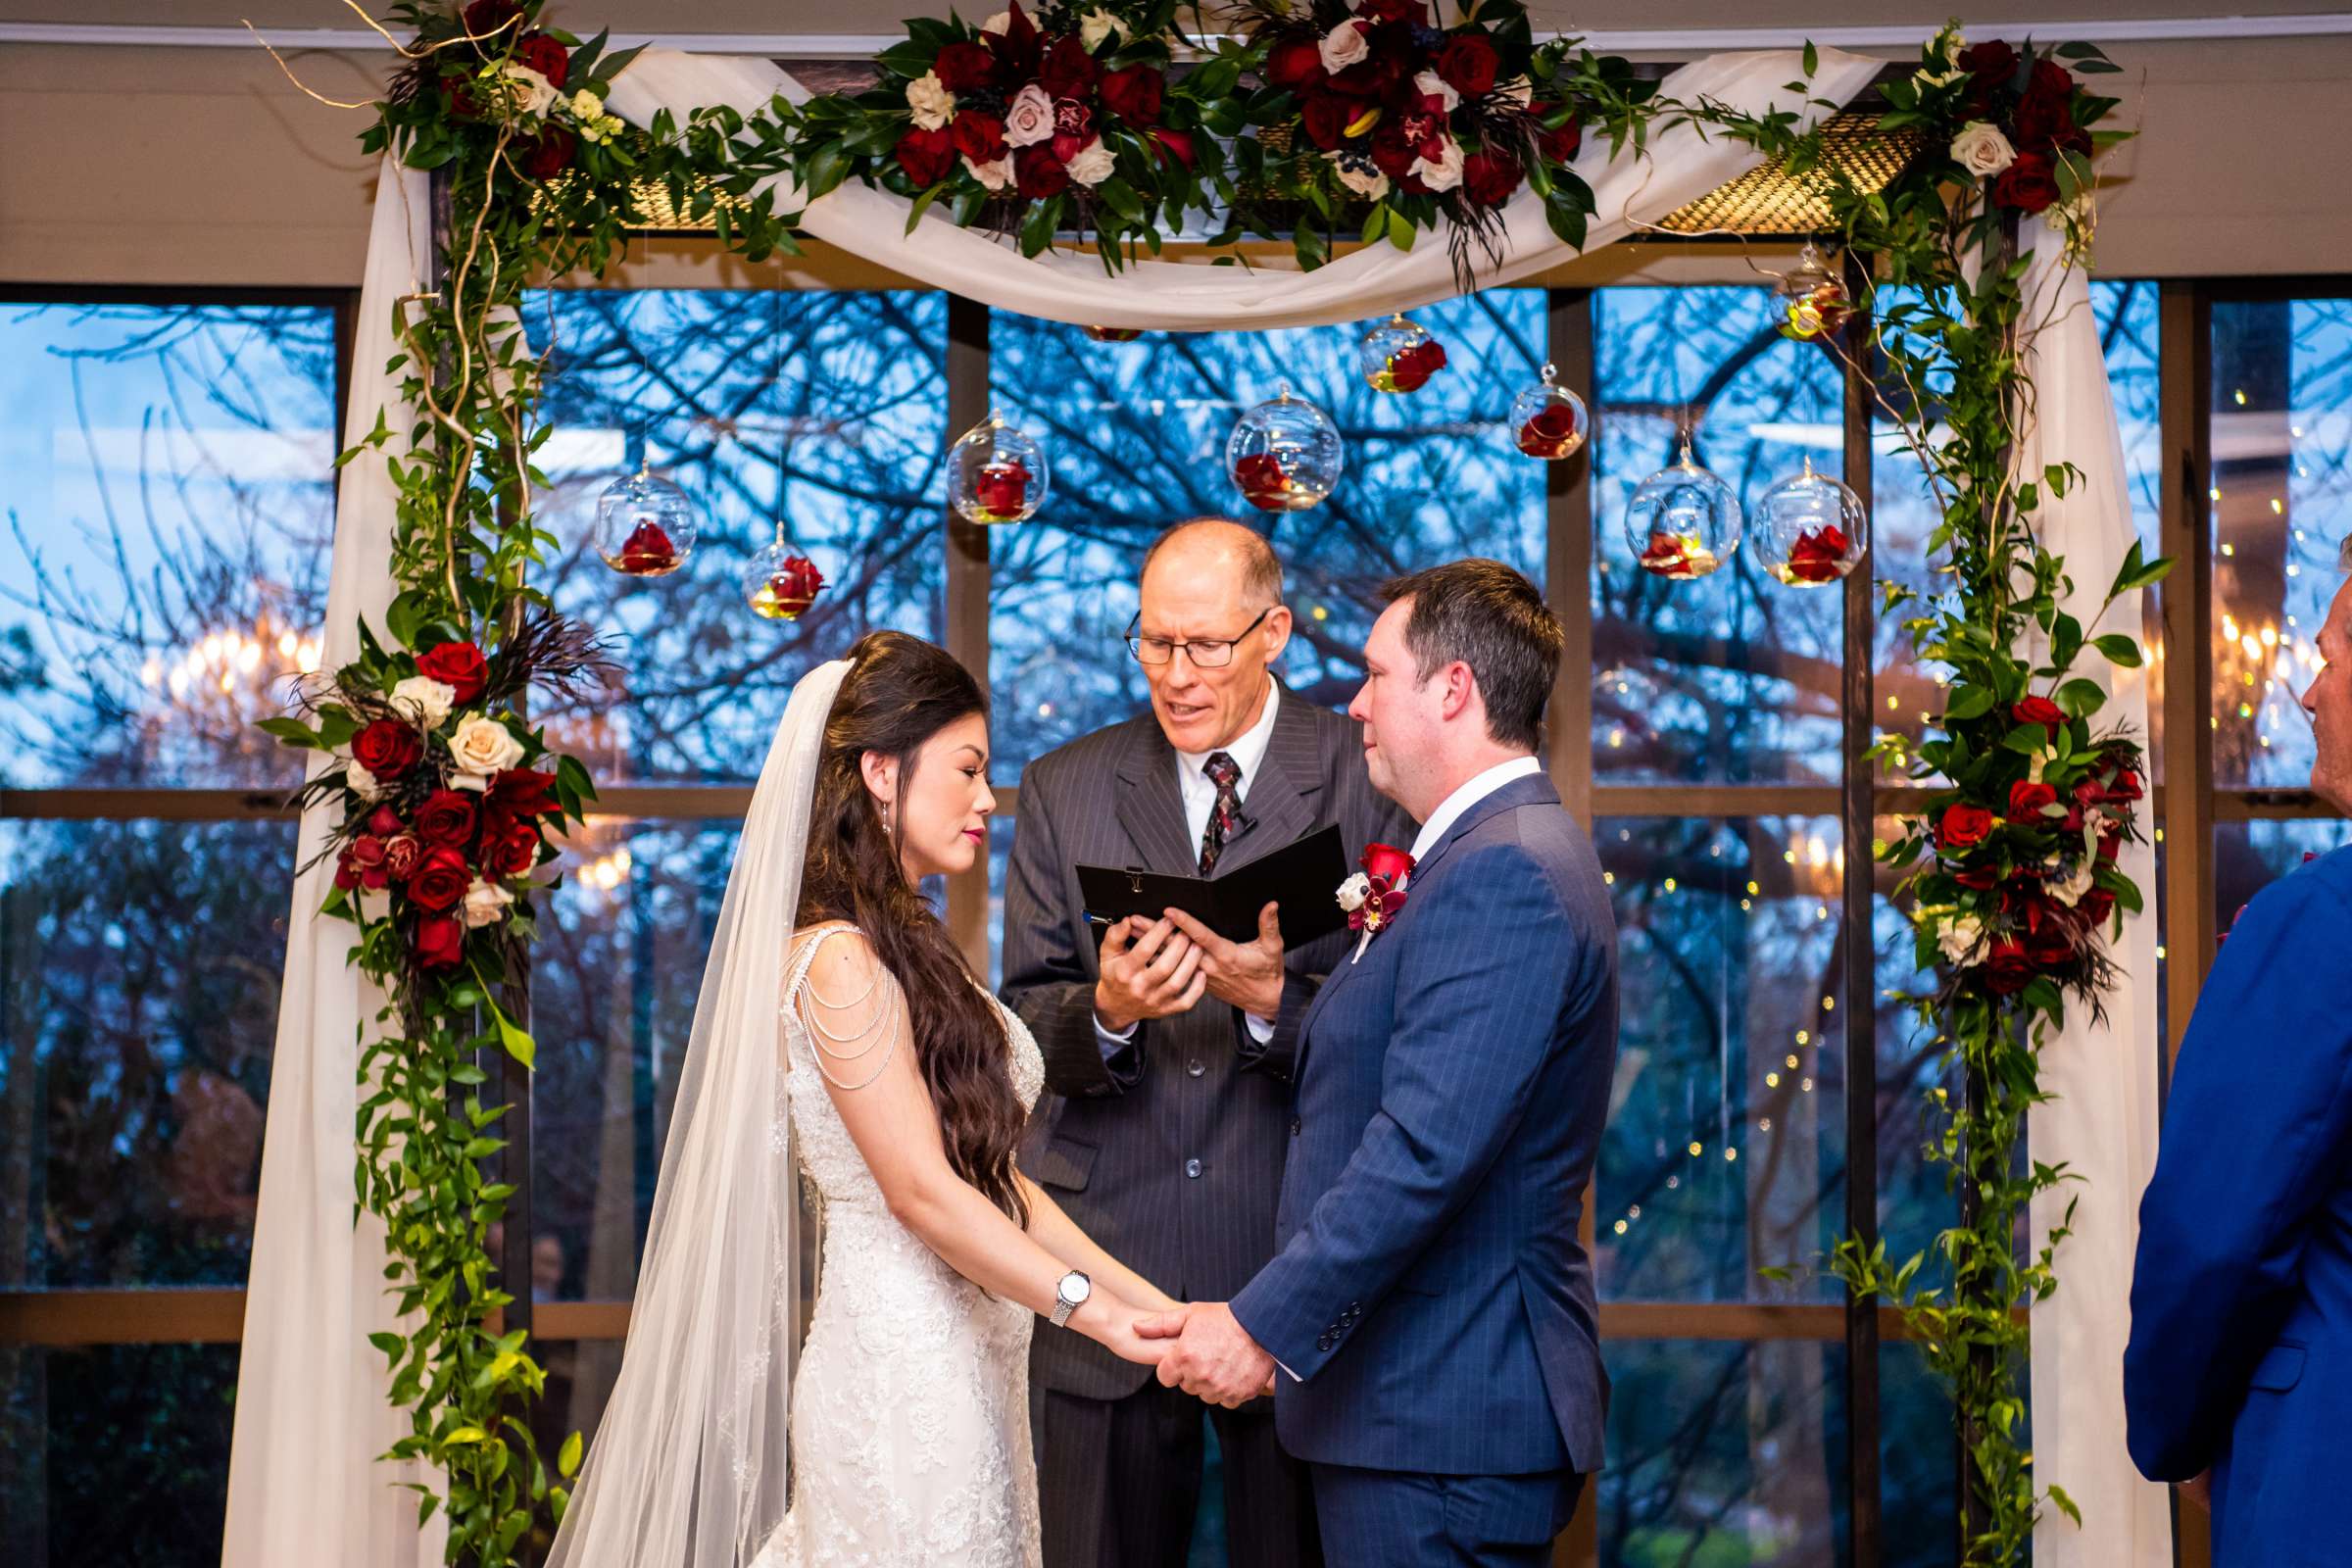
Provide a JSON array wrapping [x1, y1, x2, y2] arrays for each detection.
[[1133, 1301, 1279, 1407], [1093, 902, 1287, 1031]]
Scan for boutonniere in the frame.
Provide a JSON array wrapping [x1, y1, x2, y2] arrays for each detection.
[[1337, 842, 1416, 963]]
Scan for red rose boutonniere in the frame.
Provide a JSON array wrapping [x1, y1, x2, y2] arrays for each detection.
[[1337, 842, 1416, 963]]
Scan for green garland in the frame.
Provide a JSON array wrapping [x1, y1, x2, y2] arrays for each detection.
[[274, 7, 2148, 1563]]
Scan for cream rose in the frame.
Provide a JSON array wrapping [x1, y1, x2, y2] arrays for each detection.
[[1413, 70, 1460, 113], [1004, 83, 1055, 148], [1065, 137, 1116, 186], [1319, 19, 1370, 74], [1079, 9, 1129, 51], [1950, 121, 2017, 178], [462, 877, 514, 929], [1410, 136, 1464, 193], [1936, 913, 1985, 966], [1328, 153, 1391, 201], [981, 10, 1011, 34], [1336, 872, 1371, 913], [345, 760, 383, 802], [961, 154, 1014, 191], [388, 675, 457, 729], [498, 64, 560, 117], [1497, 75, 1534, 108], [448, 713, 524, 777], [2051, 858, 2097, 908], [906, 70, 957, 132]]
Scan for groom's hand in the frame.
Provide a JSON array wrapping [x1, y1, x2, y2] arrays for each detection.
[[1163, 903, 1286, 1022], [1138, 1300, 1276, 1408]]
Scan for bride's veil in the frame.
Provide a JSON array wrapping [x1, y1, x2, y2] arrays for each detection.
[[546, 657, 852, 1568]]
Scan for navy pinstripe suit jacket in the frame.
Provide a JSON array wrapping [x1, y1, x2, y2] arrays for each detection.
[[1229, 770, 1617, 1477]]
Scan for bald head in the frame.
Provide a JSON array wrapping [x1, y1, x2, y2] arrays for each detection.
[[1141, 517, 1284, 610]]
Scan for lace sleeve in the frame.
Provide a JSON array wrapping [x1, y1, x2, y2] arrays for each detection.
[[790, 928, 906, 1092]]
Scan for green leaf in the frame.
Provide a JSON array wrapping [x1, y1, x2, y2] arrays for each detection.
[[2090, 633, 2144, 667], [257, 716, 322, 749], [903, 180, 943, 236], [559, 1430, 584, 1479], [2055, 677, 2108, 717], [1943, 687, 1995, 723], [1802, 40, 1818, 77]]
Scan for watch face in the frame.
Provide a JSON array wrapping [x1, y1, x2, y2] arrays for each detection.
[[1061, 1272, 1092, 1306]]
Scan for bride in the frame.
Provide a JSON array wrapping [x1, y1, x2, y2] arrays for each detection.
[[547, 632, 1177, 1567]]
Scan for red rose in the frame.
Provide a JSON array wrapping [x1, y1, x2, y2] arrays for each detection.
[[462, 0, 521, 37], [367, 806, 403, 838], [1356, 0, 1426, 21], [1783, 524, 1849, 584], [1384, 337, 1448, 392], [611, 519, 678, 574], [1234, 452, 1289, 510], [1265, 37, 1327, 92], [1639, 533, 1693, 577], [1361, 842, 1415, 884], [2007, 779, 2059, 824], [1959, 39, 2022, 92], [491, 824, 542, 877], [2012, 88, 2074, 153], [416, 641, 487, 705], [1983, 939, 2036, 994], [1461, 149, 1522, 207], [1992, 151, 2060, 214], [2012, 695, 2066, 738], [347, 834, 391, 892], [408, 847, 471, 912], [2081, 888, 2117, 924], [1014, 144, 1070, 198], [2097, 829, 2122, 862], [896, 124, 957, 186], [2103, 763, 2144, 802], [933, 40, 999, 94], [1301, 92, 1356, 152], [2024, 921, 2076, 968], [1038, 34, 1099, 99], [1368, 122, 1417, 178], [951, 111, 1007, 166], [1516, 403, 1582, 458], [1099, 65, 1163, 126], [382, 834, 424, 882], [415, 789, 478, 848], [514, 31, 568, 88], [2023, 58, 2072, 105], [761, 555, 827, 617], [522, 127, 576, 180], [1434, 33, 1500, 98], [1148, 127, 1196, 169], [483, 767, 559, 832], [441, 74, 484, 121], [974, 457, 1033, 518], [353, 718, 421, 779], [414, 914, 466, 971], [1938, 803, 1995, 850]]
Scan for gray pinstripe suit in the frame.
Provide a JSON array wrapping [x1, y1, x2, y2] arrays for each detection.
[[1003, 683, 1410, 1568]]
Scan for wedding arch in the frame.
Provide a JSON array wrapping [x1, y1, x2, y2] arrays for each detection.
[[225, 5, 2168, 1566]]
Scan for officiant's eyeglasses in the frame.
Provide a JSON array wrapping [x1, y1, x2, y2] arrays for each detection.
[[1126, 608, 1273, 667]]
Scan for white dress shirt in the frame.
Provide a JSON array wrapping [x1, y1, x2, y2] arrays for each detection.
[[1098, 677, 1284, 1052], [1406, 756, 1544, 868]]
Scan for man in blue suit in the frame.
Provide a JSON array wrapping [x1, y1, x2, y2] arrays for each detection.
[[2126, 567, 2352, 1563], [1141, 559, 1617, 1564]]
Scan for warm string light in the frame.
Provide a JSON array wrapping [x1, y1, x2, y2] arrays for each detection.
[[142, 615, 324, 700]]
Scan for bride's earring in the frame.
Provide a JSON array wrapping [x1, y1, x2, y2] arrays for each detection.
[[880, 798, 894, 835]]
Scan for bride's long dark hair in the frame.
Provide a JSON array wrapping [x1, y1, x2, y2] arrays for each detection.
[[797, 631, 1029, 1226]]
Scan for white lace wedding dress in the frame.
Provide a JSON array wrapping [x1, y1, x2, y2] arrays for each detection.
[[754, 924, 1047, 1568]]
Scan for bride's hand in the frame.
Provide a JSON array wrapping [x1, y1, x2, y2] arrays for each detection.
[[1080, 1298, 1170, 1366]]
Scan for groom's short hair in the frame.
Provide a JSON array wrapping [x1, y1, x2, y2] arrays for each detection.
[[1380, 559, 1561, 751]]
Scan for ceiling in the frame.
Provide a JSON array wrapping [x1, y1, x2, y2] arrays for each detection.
[[5, 0, 2351, 39]]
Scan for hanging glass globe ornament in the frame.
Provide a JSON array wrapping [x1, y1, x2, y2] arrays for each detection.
[[1626, 435, 1742, 581], [1358, 312, 1447, 394], [950, 411, 1049, 525], [1752, 455, 1868, 587], [1082, 324, 1144, 343], [1226, 383, 1343, 513], [743, 521, 828, 621], [1776, 241, 1852, 344], [1509, 363, 1591, 461], [595, 458, 698, 576]]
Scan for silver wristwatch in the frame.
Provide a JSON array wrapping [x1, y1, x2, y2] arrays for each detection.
[[1050, 1270, 1092, 1328]]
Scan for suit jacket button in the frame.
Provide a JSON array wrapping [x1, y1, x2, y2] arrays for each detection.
[[1184, 1158, 1202, 1179], [1317, 1333, 1335, 1351], [1187, 1058, 1204, 1078], [1290, 1117, 1302, 1137]]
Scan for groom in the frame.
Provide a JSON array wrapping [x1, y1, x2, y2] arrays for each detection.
[[1142, 559, 1617, 1563]]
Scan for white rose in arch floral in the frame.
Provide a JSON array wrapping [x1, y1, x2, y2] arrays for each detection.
[[448, 713, 525, 777], [1949, 121, 2017, 178], [982, 10, 1011, 34], [961, 154, 1014, 191], [499, 63, 560, 118], [1319, 19, 1370, 74], [462, 877, 515, 929], [1328, 153, 1390, 201], [1498, 75, 1534, 108], [1413, 70, 1459, 113], [1936, 913, 1985, 966], [345, 760, 383, 802], [1410, 135, 1464, 193], [388, 674, 457, 729], [1079, 9, 1129, 51], [1065, 138, 1117, 186], [1004, 83, 1056, 148], [906, 71, 957, 131]]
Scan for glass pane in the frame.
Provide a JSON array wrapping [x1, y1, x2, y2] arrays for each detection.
[[986, 291, 1549, 777], [0, 1342, 239, 1566], [1874, 881, 1954, 1275], [2210, 297, 2350, 788], [530, 816, 742, 1303], [530, 290, 949, 783], [1881, 1338, 1960, 1568], [1595, 816, 1847, 1302], [0, 303, 338, 789], [1598, 1338, 1847, 1564], [2214, 816, 2349, 936], [1592, 286, 1846, 785], [3, 819, 292, 1288]]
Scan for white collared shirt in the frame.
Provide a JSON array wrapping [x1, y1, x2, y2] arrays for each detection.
[[1407, 756, 1544, 867]]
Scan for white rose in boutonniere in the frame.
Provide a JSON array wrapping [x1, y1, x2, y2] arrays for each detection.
[[1319, 19, 1370, 74], [1409, 135, 1464, 193], [1004, 83, 1055, 148], [906, 71, 957, 131], [462, 877, 514, 929], [388, 675, 457, 729], [448, 713, 524, 778], [1065, 137, 1116, 186], [1950, 121, 2017, 178], [1079, 9, 1130, 51], [1335, 871, 1371, 913]]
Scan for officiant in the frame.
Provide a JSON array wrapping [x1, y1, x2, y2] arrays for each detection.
[[1003, 518, 1409, 1568]]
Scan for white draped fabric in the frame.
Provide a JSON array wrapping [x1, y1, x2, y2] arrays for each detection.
[[224, 40, 2163, 1566], [220, 154, 450, 1568], [2019, 222, 2172, 1567]]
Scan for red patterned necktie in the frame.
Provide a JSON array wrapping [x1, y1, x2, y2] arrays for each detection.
[[1199, 752, 1244, 875]]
